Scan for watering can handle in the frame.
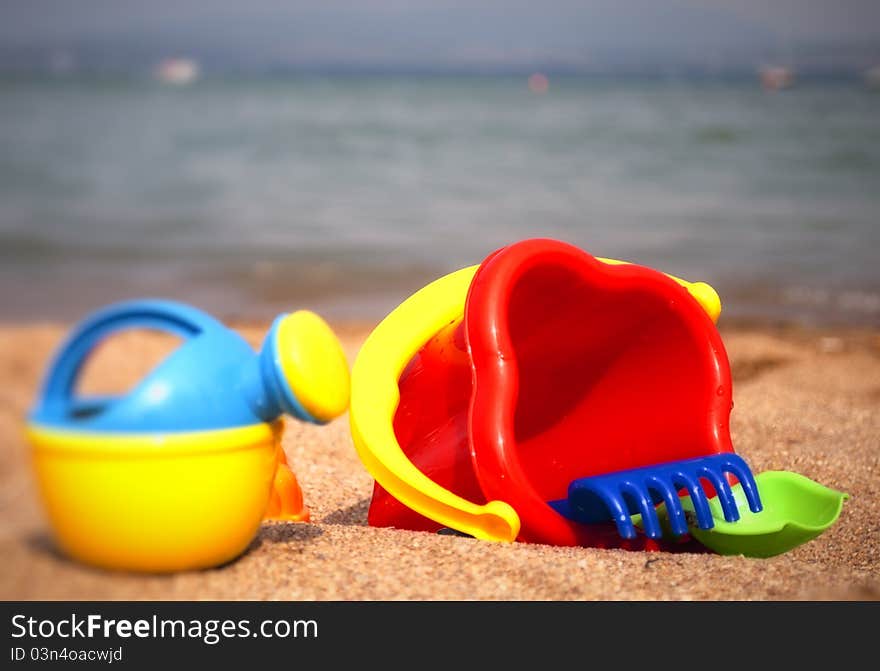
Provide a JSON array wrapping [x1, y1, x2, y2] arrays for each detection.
[[38, 299, 222, 411]]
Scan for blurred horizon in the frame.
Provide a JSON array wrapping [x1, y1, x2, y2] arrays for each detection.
[[2, 1, 880, 77]]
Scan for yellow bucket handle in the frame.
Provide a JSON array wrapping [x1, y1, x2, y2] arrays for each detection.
[[349, 259, 721, 542]]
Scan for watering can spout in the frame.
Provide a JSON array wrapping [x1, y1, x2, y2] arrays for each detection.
[[243, 311, 351, 425], [240, 309, 350, 524]]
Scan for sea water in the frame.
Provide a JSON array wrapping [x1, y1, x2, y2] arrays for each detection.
[[1, 74, 877, 324]]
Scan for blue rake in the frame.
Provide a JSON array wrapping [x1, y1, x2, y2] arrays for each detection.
[[549, 453, 763, 540]]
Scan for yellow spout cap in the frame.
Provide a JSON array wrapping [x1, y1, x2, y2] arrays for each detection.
[[276, 310, 351, 423]]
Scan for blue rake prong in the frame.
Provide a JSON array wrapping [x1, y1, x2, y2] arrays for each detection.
[[671, 471, 715, 530], [645, 475, 688, 537], [696, 465, 739, 522], [620, 480, 662, 539], [719, 454, 763, 514], [594, 487, 637, 539], [557, 480, 638, 539], [553, 453, 762, 541]]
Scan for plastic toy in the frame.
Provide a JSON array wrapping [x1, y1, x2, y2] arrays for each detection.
[[26, 300, 349, 572], [550, 453, 762, 540], [655, 471, 848, 558], [350, 238, 846, 555]]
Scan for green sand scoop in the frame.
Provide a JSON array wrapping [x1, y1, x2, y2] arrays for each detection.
[[646, 470, 848, 558]]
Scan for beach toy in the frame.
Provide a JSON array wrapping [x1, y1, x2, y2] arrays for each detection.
[[350, 238, 846, 553], [551, 453, 762, 540], [642, 471, 848, 558], [351, 238, 727, 548], [26, 300, 349, 572]]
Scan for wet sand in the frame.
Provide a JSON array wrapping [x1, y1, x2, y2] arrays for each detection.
[[0, 322, 878, 600]]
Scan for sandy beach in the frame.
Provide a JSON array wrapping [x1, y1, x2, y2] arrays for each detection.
[[0, 321, 878, 600]]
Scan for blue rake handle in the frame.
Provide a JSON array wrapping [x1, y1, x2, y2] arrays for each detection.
[[549, 453, 763, 540]]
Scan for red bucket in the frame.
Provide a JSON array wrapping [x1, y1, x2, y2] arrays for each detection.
[[362, 239, 733, 548]]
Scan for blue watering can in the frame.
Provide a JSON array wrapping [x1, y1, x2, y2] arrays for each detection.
[[29, 299, 350, 433]]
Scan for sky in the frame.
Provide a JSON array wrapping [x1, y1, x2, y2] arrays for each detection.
[[1, 1, 878, 71]]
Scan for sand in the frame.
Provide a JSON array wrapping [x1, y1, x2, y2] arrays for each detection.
[[0, 321, 877, 600]]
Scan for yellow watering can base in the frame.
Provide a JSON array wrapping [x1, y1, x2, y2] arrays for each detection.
[[349, 255, 722, 543], [27, 421, 286, 572]]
